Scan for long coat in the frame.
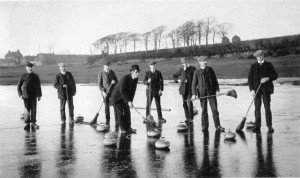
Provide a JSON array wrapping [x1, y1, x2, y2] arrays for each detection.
[[17, 73, 42, 99], [110, 74, 138, 105], [192, 67, 219, 97], [248, 61, 278, 94], [173, 66, 196, 96], [143, 70, 164, 97], [98, 70, 118, 95], [54, 71, 76, 99]]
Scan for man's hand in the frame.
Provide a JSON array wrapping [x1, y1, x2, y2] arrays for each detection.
[[102, 91, 107, 98], [20, 95, 23, 99], [191, 95, 197, 100], [158, 90, 162, 96], [251, 90, 256, 97], [63, 84, 68, 88], [38, 97, 41, 101], [148, 78, 151, 83], [111, 80, 116, 84], [260, 77, 269, 83], [128, 101, 134, 108], [216, 91, 220, 96]]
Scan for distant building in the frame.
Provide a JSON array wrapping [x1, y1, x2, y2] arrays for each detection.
[[5, 50, 23, 64], [232, 35, 241, 43], [222, 37, 230, 44], [20, 55, 36, 65], [0, 59, 17, 67], [35, 53, 57, 65]]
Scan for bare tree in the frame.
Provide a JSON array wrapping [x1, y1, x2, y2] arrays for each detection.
[[196, 20, 205, 46], [142, 31, 152, 51], [151, 25, 167, 50], [218, 22, 233, 38], [128, 33, 141, 52], [203, 16, 216, 45], [211, 22, 220, 44], [178, 21, 195, 47], [167, 30, 177, 49]]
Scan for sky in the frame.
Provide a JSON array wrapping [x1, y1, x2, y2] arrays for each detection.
[[0, 0, 300, 57]]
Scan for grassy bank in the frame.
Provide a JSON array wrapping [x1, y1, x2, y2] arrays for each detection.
[[1, 55, 300, 85]]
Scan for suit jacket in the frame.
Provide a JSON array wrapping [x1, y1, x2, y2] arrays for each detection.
[[248, 61, 278, 94], [54, 71, 76, 99], [17, 73, 42, 99], [98, 70, 118, 95], [192, 67, 219, 97], [173, 66, 196, 96], [143, 70, 164, 97], [110, 74, 138, 105]]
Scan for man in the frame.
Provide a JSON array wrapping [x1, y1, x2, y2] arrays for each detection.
[[173, 57, 196, 123], [143, 60, 166, 123], [248, 50, 278, 133], [98, 61, 118, 127], [17, 62, 42, 130], [192, 56, 225, 132], [54, 63, 76, 125], [110, 65, 140, 134]]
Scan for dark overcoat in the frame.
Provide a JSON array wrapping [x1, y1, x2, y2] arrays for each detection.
[[192, 67, 219, 97], [248, 61, 278, 94], [143, 70, 164, 97], [54, 71, 76, 99], [17, 73, 42, 98], [110, 74, 138, 105], [173, 66, 196, 96], [98, 70, 118, 95]]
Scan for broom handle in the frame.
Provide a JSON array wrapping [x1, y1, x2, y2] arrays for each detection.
[[188, 93, 225, 101], [97, 84, 113, 113], [133, 107, 146, 120], [148, 78, 151, 115], [245, 83, 262, 117]]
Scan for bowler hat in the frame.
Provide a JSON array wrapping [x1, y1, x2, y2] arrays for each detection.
[[58, 63, 66, 67], [197, 56, 208, 62], [148, 60, 156, 65], [253, 50, 264, 57], [130, 64, 141, 72], [26, 62, 33, 67]]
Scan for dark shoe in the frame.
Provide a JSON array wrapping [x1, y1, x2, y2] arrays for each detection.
[[217, 126, 225, 132], [129, 128, 137, 133], [268, 127, 274, 133], [158, 117, 166, 123], [24, 123, 30, 130], [252, 126, 261, 133], [31, 123, 39, 129]]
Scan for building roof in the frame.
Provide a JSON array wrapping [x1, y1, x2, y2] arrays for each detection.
[[5, 50, 23, 58]]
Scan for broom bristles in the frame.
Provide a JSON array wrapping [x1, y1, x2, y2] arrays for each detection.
[[146, 115, 156, 126], [236, 117, 246, 132], [226, 89, 237, 98], [89, 113, 99, 125]]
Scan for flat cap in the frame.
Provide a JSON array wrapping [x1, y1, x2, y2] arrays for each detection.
[[26, 62, 33, 67], [197, 56, 208, 62], [58, 63, 66, 67], [253, 50, 264, 57], [148, 60, 156, 65], [103, 61, 111, 66]]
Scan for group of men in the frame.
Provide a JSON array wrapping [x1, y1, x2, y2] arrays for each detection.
[[17, 49, 278, 133]]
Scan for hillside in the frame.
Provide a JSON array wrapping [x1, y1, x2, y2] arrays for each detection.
[[1, 55, 300, 85]]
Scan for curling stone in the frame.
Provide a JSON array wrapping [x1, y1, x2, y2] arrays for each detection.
[[147, 128, 161, 137], [177, 122, 188, 132], [224, 130, 236, 140], [155, 137, 170, 149], [246, 121, 255, 128], [103, 137, 117, 146], [105, 131, 118, 139], [96, 123, 109, 132], [75, 114, 84, 123], [193, 107, 198, 115]]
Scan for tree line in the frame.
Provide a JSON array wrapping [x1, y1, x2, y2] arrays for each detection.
[[91, 17, 233, 55]]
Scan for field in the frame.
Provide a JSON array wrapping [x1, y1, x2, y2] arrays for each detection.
[[1, 55, 300, 85]]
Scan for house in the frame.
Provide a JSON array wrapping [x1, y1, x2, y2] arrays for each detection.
[[0, 59, 17, 66], [35, 53, 57, 65], [5, 50, 23, 64], [20, 55, 36, 65]]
